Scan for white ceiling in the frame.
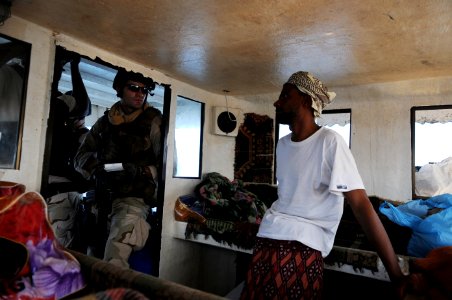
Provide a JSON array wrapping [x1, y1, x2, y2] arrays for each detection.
[[10, 0, 452, 96]]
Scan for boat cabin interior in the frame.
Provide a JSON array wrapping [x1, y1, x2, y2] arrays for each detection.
[[1, 0, 451, 298]]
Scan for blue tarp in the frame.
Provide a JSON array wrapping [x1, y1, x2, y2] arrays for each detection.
[[379, 194, 452, 257]]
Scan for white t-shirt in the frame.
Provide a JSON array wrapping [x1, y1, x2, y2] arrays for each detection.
[[257, 127, 364, 257]]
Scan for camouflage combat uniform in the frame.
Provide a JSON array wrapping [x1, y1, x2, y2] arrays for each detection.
[[75, 101, 162, 268]]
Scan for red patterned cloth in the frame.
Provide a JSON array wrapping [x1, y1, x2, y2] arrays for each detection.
[[241, 237, 323, 300], [0, 181, 85, 299]]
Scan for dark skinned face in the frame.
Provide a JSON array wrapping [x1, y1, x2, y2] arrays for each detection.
[[274, 83, 310, 125]]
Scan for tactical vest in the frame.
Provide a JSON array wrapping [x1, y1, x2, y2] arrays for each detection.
[[97, 106, 161, 204]]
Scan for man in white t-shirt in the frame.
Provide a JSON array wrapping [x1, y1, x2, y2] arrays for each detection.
[[241, 71, 407, 299]]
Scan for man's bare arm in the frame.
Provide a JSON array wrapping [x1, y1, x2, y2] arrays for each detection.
[[344, 189, 404, 283]]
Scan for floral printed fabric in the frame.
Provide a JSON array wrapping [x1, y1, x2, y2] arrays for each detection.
[[0, 181, 85, 299]]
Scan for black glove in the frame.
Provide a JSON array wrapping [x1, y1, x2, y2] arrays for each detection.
[[93, 164, 107, 182], [122, 163, 142, 178]]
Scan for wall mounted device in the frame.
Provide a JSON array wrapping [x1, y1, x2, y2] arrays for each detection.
[[212, 106, 241, 136]]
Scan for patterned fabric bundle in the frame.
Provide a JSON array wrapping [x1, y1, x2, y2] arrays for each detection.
[[195, 172, 267, 224], [181, 173, 271, 249], [0, 181, 85, 299]]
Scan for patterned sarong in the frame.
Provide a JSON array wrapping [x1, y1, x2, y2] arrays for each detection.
[[240, 237, 324, 300]]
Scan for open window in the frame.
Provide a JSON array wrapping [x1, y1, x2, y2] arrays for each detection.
[[42, 46, 166, 195], [173, 96, 204, 178], [57, 57, 165, 127], [41, 46, 170, 276], [0, 33, 31, 169], [276, 109, 351, 147], [411, 105, 452, 198]]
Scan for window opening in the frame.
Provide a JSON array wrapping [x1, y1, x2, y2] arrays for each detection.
[[276, 109, 351, 147], [411, 105, 452, 198], [173, 96, 204, 178]]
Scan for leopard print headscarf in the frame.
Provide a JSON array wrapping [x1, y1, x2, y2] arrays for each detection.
[[286, 71, 336, 117]]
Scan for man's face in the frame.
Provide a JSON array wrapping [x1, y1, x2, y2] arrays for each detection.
[[121, 80, 149, 110], [274, 83, 307, 125]]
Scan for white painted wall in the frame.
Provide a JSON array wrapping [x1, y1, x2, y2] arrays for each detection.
[[2, 15, 452, 298]]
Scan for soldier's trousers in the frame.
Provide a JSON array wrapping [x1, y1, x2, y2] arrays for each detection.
[[103, 197, 150, 268]]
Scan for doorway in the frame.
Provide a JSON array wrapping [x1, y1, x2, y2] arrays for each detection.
[[41, 45, 170, 276]]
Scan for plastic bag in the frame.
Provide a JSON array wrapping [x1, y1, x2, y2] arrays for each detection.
[[379, 194, 452, 257], [415, 157, 452, 197]]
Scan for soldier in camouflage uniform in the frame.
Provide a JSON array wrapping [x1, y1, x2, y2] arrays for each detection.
[[74, 68, 162, 268]]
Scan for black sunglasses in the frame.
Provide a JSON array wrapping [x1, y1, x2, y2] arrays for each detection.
[[126, 84, 149, 94]]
